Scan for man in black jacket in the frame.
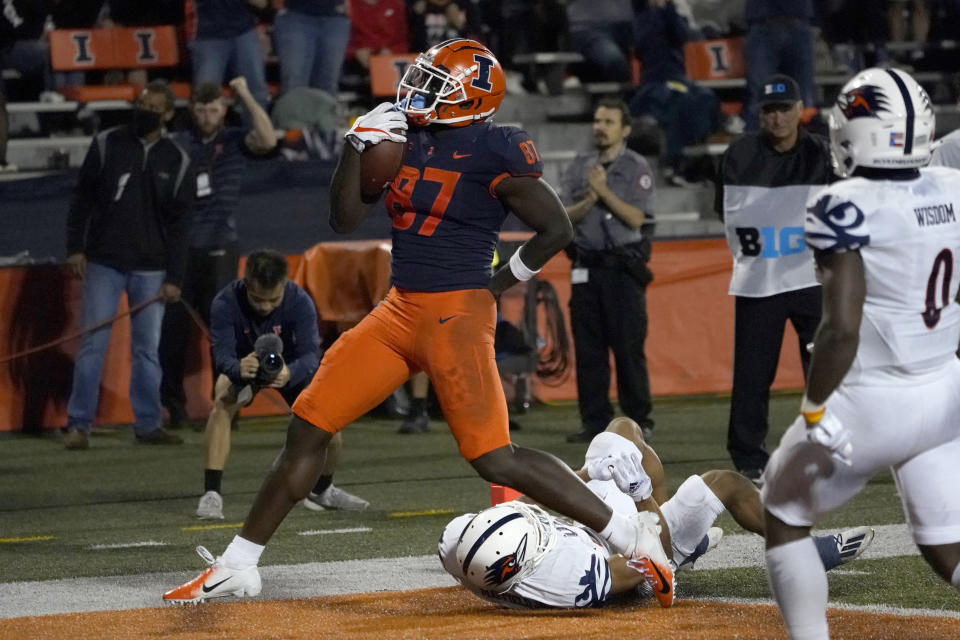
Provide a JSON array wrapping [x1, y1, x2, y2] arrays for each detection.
[[63, 80, 193, 450], [715, 75, 834, 480]]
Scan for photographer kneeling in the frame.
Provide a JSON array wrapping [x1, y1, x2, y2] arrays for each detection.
[[196, 250, 369, 519]]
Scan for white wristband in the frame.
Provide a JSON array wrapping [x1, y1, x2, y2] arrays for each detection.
[[509, 249, 541, 281]]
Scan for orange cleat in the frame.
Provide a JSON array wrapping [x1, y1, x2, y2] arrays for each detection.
[[162, 546, 261, 604], [625, 511, 676, 608]]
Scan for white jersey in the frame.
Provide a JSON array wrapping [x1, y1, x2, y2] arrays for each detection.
[[930, 128, 960, 170], [723, 184, 822, 297], [439, 513, 612, 609], [805, 167, 960, 382]]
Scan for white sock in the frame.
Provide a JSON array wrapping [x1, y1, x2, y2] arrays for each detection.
[[221, 535, 264, 570], [765, 537, 830, 640], [952, 561, 960, 590], [599, 511, 635, 555]]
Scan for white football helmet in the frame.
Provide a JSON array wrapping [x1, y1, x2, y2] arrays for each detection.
[[829, 67, 934, 177], [454, 502, 556, 593]]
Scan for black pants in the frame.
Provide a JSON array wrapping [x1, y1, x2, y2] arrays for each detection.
[[570, 264, 653, 435], [727, 286, 821, 471], [159, 243, 239, 415]]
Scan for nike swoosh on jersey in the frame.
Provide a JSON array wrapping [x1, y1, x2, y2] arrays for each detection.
[[202, 577, 232, 593], [452, 152, 472, 159], [438, 315, 457, 324]]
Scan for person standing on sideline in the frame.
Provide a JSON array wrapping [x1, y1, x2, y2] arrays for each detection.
[[195, 250, 367, 520], [63, 81, 193, 450], [561, 98, 656, 444], [715, 74, 834, 481], [763, 67, 960, 640], [163, 39, 663, 604], [159, 77, 277, 430], [273, 0, 351, 96]]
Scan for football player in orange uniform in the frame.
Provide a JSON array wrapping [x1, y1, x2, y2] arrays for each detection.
[[162, 38, 668, 603]]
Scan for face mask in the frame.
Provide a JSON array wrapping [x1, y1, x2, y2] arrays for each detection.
[[132, 107, 162, 137]]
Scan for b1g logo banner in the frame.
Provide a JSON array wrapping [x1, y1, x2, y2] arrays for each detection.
[[734, 226, 806, 258]]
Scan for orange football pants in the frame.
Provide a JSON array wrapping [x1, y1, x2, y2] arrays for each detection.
[[292, 287, 511, 461]]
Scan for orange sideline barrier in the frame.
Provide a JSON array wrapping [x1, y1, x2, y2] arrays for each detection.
[[0, 239, 805, 432]]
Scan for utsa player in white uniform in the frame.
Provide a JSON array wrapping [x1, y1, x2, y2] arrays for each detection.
[[763, 67, 960, 640], [439, 418, 874, 609]]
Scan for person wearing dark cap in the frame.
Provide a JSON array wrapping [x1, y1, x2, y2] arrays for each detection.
[[713, 73, 835, 482]]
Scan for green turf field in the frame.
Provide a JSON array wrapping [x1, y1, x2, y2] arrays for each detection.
[[1, 392, 958, 613]]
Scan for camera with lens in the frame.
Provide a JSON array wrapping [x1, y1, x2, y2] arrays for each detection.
[[253, 333, 285, 385]]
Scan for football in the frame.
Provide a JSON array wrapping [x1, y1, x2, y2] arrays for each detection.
[[360, 136, 406, 203]]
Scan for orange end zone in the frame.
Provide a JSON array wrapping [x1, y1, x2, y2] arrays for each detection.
[[3, 587, 959, 640]]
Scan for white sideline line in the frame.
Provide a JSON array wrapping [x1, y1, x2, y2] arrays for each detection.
[[297, 527, 372, 536], [88, 541, 168, 550], [1, 523, 956, 620]]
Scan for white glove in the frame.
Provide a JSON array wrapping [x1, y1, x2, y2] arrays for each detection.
[[805, 409, 853, 467], [585, 451, 652, 501], [345, 102, 408, 152]]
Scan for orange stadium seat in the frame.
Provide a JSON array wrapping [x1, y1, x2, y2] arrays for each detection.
[[48, 26, 180, 102], [684, 37, 746, 81], [369, 53, 417, 98]]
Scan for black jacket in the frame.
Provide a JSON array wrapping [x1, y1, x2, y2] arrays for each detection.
[[714, 127, 834, 219], [66, 126, 193, 285]]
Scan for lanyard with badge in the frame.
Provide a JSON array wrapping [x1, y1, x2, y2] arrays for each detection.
[[195, 136, 221, 199]]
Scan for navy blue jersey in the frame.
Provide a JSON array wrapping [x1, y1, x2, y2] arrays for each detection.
[[385, 121, 543, 292]]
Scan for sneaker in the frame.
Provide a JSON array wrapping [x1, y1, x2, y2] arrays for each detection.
[[676, 526, 723, 571], [64, 429, 89, 450], [303, 484, 369, 511], [815, 526, 875, 571], [624, 511, 675, 608], [162, 546, 261, 604], [641, 425, 654, 442], [136, 427, 184, 445], [196, 491, 224, 520], [0, 162, 18, 173], [398, 412, 429, 434]]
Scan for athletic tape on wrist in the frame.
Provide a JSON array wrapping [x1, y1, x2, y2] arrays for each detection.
[[800, 395, 826, 423], [509, 249, 541, 281]]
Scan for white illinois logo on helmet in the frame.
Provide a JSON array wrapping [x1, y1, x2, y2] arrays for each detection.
[[829, 67, 934, 176]]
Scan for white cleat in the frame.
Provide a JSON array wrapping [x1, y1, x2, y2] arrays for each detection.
[[162, 546, 261, 604], [195, 491, 224, 520], [303, 484, 369, 511], [676, 526, 724, 571]]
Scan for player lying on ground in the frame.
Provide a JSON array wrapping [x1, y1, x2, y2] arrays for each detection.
[[438, 417, 875, 609]]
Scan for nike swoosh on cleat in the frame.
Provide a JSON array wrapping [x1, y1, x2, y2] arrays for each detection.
[[438, 315, 457, 324], [452, 152, 472, 159], [201, 577, 232, 593], [646, 561, 671, 594]]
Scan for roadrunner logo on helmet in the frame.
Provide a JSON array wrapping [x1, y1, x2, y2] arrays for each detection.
[[396, 38, 506, 127], [829, 67, 934, 177], [455, 502, 557, 593]]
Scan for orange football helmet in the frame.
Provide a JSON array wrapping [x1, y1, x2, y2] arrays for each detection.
[[396, 38, 506, 127]]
